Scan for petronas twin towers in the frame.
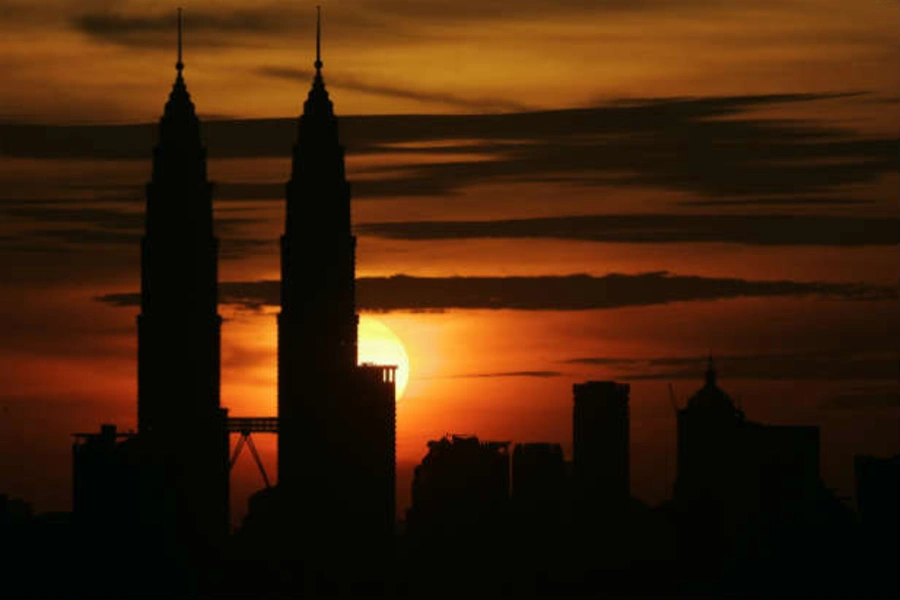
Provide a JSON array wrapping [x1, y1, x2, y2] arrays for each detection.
[[136, 9, 396, 571]]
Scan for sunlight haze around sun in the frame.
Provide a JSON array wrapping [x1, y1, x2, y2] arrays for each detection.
[[358, 316, 410, 401]]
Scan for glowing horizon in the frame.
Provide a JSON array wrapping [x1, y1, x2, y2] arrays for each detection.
[[0, 1, 896, 528]]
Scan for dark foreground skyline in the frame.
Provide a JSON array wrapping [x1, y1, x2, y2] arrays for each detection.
[[0, 3, 896, 528]]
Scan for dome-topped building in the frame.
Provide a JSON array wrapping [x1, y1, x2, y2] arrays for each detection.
[[685, 356, 744, 419], [673, 355, 827, 571], [675, 357, 745, 508]]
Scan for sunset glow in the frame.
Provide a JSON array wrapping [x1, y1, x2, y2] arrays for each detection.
[[0, 0, 895, 533], [359, 316, 411, 401]]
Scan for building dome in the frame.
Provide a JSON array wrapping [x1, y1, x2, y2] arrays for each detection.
[[686, 357, 741, 416]]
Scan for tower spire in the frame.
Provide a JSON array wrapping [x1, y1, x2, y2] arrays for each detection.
[[176, 7, 184, 74], [705, 352, 717, 386], [315, 5, 323, 72]]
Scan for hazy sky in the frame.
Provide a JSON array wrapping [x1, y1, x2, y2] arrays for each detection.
[[0, 0, 896, 525]]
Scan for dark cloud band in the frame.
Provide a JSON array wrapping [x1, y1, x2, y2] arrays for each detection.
[[424, 371, 564, 380], [95, 272, 897, 312], [565, 351, 900, 382], [357, 214, 898, 247], [2, 94, 893, 203]]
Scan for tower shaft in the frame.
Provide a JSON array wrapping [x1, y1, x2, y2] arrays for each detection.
[[275, 13, 396, 580], [137, 21, 229, 549]]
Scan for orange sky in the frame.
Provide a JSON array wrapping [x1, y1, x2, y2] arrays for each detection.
[[0, 0, 897, 526]]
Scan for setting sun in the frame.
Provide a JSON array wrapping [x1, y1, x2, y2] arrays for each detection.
[[358, 316, 411, 401]]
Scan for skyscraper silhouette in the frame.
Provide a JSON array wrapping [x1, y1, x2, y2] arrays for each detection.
[[512, 442, 566, 523], [136, 9, 229, 550], [404, 435, 512, 591], [572, 380, 631, 516], [276, 9, 396, 585], [670, 358, 856, 593]]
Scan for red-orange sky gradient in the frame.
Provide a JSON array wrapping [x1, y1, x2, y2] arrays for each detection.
[[0, 0, 897, 527]]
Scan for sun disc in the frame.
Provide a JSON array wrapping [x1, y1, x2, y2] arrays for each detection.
[[358, 316, 410, 401]]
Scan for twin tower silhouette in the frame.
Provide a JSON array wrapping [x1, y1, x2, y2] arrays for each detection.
[[134, 6, 396, 573]]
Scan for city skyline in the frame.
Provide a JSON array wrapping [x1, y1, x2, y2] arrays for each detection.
[[0, 0, 897, 532]]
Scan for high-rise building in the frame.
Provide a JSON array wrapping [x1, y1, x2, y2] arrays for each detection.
[[671, 358, 850, 586], [407, 435, 511, 540], [276, 9, 396, 572], [72, 424, 136, 529], [674, 359, 745, 507], [572, 380, 631, 515], [404, 435, 511, 590], [512, 442, 566, 520], [854, 454, 899, 558], [136, 11, 229, 548], [674, 359, 822, 513]]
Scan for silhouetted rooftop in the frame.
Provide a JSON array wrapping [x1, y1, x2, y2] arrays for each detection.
[[163, 9, 197, 126], [156, 10, 202, 153], [303, 7, 335, 120], [164, 72, 197, 123], [685, 357, 741, 415]]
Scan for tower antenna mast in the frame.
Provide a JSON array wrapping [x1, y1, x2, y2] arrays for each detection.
[[176, 7, 184, 73], [315, 5, 323, 71]]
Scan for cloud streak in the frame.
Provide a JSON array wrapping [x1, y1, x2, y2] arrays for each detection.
[[565, 351, 899, 382], [425, 370, 564, 380], [677, 197, 872, 208], [67, 1, 708, 50], [357, 214, 898, 247], [257, 67, 530, 112], [2, 94, 893, 203], [95, 272, 897, 312], [71, 9, 295, 48], [0, 199, 264, 258], [820, 385, 899, 410]]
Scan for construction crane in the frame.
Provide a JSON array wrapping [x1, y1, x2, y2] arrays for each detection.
[[668, 383, 680, 414]]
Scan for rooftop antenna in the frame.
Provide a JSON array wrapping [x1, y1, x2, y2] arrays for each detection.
[[668, 383, 680, 414], [705, 351, 717, 386], [176, 7, 184, 74], [315, 5, 323, 72]]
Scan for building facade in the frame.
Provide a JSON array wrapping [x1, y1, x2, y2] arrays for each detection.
[[572, 380, 631, 516], [671, 358, 849, 585], [136, 21, 229, 550], [407, 435, 511, 540], [276, 13, 396, 577], [512, 442, 566, 521]]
